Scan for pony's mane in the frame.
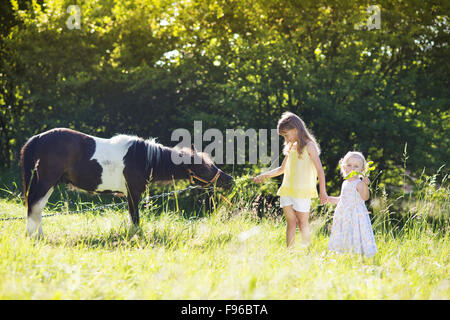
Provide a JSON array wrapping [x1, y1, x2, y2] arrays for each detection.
[[110, 133, 213, 165], [112, 133, 214, 182], [110, 134, 165, 168], [144, 137, 164, 168]]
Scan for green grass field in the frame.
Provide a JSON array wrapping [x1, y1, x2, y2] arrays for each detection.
[[0, 179, 448, 299]]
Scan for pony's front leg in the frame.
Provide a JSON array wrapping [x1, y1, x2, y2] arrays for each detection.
[[126, 191, 141, 227], [123, 169, 145, 230]]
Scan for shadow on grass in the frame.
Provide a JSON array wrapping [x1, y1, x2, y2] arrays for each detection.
[[41, 217, 234, 250]]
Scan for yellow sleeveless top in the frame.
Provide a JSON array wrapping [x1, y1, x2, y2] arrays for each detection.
[[277, 144, 318, 199]]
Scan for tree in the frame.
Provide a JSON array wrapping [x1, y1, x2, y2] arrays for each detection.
[[1, 0, 448, 193]]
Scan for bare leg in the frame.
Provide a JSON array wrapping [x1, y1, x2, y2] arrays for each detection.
[[283, 205, 297, 248], [295, 210, 311, 246]]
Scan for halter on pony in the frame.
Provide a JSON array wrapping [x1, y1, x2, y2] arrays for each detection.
[[187, 168, 221, 187]]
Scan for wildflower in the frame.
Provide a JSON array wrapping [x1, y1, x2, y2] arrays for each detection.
[[344, 160, 375, 180]]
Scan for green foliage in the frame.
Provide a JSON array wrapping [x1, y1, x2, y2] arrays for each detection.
[[227, 174, 277, 201], [0, 0, 448, 195]]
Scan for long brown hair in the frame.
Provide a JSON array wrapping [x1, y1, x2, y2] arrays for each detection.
[[277, 112, 320, 158]]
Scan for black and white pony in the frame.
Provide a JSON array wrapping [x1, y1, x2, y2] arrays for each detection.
[[20, 128, 234, 237]]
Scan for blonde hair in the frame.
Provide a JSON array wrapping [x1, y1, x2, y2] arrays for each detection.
[[339, 151, 368, 178], [277, 111, 320, 158]]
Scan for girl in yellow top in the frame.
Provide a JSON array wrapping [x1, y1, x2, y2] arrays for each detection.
[[253, 112, 328, 247]]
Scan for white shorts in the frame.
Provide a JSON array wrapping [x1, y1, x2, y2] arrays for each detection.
[[279, 196, 311, 212]]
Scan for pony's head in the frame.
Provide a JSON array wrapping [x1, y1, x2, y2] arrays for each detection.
[[178, 144, 234, 189]]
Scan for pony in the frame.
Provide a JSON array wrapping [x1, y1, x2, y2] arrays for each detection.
[[20, 128, 234, 237]]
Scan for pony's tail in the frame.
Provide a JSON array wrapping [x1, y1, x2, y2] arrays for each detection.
[[20, 135, 40, 206]]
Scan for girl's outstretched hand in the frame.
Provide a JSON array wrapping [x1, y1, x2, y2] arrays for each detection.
[[252, 174, 267, 183]]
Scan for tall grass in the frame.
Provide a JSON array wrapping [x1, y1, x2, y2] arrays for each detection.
[[0, 163, 448, 299]]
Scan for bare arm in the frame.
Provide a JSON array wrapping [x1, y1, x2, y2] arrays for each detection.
[[356, 177, 370, 201], [253, 155, 288, 183], [306, 142, 328, 204]]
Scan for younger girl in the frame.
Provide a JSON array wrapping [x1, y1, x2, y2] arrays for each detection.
[[253, 112, 327, 247], [327, 151, 377, 257]]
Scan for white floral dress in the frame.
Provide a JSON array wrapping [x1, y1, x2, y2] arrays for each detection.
[[328, 179, 377, 257]]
